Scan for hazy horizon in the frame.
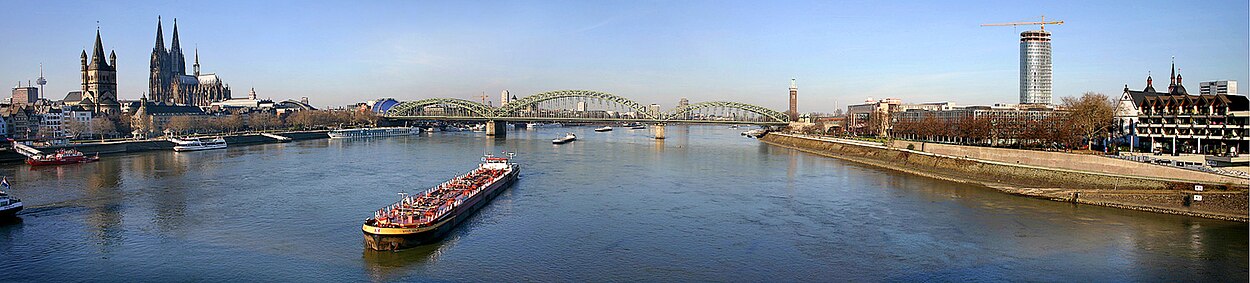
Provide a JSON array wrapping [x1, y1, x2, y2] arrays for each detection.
[[1, 0, 1247, 111]]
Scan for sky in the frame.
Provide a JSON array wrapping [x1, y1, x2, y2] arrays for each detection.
[[0, 0, 1247, 112]]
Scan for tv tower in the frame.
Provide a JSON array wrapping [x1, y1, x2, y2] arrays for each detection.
[[36, 63, 47, 100]]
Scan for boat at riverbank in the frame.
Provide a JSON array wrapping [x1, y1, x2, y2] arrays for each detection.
[[552, 133, 577, 144], [1, 178, 21, 218], [170, 137, 228, 152], [329, 127, 421, 139], [594, 126, 613, 132], [363, 153, 520, 250], [25, 148, 99, 166]]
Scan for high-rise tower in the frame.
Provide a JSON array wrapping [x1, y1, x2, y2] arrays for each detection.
[[788, 78, 798, 121], [1019, 30, 1052, 105], [982, 17, 1063, 105]]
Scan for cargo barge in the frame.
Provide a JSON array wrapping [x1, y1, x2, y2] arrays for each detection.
[[363, 153, 519, 250]]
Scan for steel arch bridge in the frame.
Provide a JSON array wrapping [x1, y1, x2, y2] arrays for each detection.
[[383, 90, 790, 126]]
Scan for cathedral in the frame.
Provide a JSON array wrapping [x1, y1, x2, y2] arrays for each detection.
[[148, 17, 231, 106], [78, 28, 121, 115]]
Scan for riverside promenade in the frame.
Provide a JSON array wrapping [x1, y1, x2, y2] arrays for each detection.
[[760, 133, 1249, 222], [0, 130, 330, 163]]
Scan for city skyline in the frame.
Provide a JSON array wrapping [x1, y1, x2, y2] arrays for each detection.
[[1, 0, 1247, 111]]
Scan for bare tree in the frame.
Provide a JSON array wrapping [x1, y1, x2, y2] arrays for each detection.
[[167, 116, 195, 135], [89, 117, 116, 140], [1062, 92, 1116, 150], [222, 112, 245, 133], [64, 119, 88, 139]]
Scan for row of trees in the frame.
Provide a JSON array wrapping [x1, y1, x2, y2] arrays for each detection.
[[830, 92, 1117, 151], [162, 110, 380, 136], [64, 110, 381, 140]]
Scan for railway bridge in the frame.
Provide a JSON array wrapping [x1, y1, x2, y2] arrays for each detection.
[[382, 90, 789, 139]]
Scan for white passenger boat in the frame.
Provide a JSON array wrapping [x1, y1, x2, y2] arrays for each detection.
[[0, 177, 21, 218], [170, 137, 228, 152], [594, 126, 613, 132], [328, 127, 421, 139], [552, 133, 577, 144]]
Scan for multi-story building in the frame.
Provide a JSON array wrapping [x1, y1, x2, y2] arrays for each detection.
[[11, 83, 38, 105], [1125, 68, 1249, 155], [1199, 80, 1238, 96], [38, 108, 63, 138], [148, 17, 231, 107], [845, 98, 902, 137], [1019, 30, 1053, 105]]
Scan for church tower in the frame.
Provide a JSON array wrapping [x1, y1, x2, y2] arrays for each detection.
[[82, 28, 120, 115], [150, 16, 171, 103], [170, 19, 186, 76]]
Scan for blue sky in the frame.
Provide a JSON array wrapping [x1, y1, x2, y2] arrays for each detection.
[[1, 0, 1246, 112]]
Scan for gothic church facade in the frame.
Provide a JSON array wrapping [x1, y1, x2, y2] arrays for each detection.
[[148, 17, 231, 106]]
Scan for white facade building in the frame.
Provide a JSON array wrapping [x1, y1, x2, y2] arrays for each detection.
[[1199, 80, 1238, 96]]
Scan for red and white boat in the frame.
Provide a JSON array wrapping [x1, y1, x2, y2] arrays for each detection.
[[26, 148, 100, 166]]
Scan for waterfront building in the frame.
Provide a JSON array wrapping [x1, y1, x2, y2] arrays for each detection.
[[129, 97, 208, 138], [11, 82, 38, 105], [4, 106, 36, 139], [649, 103, 661, 117], [1019, 30, 1053, 105], [788, 78, 798, 121], [211, 88, 276, 110], [575, 101, 587, 112], [499, 90, 515, 107], [361, 97, 399, 114], [148, 17, 232, 107], [78, 28, 121, 115], [677, 97, 690, 119], [1123, 66, 1249, 155], [1199, 80, 1238, 96]]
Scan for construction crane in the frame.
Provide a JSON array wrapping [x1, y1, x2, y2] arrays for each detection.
[[475, 92, 490, 106], [981, 15, 1063, 30]]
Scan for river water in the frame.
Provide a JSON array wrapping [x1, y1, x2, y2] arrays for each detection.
[[0, 125, 1245, 282]]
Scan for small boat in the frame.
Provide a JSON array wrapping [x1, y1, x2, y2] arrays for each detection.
[[629, 124, 647, 130], [171, 137, 228, 152], [1, 177, 22, 218], [552, 133, 577, 144], [594, 126, 613, 132], [26, 148, 100, 166]]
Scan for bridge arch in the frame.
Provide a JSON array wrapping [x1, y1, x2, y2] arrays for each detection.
[[498, 90, 658, 120], [386, 98, 496, 118], [664, 101, 791, 124]]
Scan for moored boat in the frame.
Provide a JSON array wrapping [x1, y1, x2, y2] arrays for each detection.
[[594, 126, 613, 132], [363, 153, 520, 251], [0, 177, 22, 218], [552, 132, 577, 144], [329, 127, 421, 139], [25, 148, 99, 166], [170, 137, 228, 152]]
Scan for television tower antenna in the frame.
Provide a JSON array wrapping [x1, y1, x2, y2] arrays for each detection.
[[36, 63, 47, 100]]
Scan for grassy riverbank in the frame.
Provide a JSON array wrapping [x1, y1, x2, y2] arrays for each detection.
[[759, 133, 1249, 222]]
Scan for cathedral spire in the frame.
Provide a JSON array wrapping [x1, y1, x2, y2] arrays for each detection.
[[194, 48, 200, 76], [154, 16, 165, 51], [170, 18, 186, 75]]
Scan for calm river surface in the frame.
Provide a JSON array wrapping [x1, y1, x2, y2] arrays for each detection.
[[0, 125, 1245, 282]]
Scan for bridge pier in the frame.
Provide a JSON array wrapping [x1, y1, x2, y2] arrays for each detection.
[[653, 123, 666, 140], [485, 120, 506, 138]]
